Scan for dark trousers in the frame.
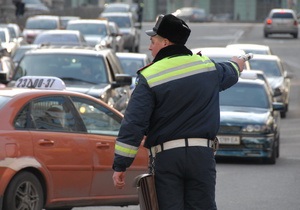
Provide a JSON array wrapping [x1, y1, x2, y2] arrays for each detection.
[[154, 146, 217, 210]]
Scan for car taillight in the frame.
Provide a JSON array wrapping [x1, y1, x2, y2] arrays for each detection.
[[294, 20, 298, 26], [266, 19, 272, 25]]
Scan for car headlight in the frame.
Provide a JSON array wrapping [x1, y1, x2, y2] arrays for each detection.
[[242, 124, 271, 133]]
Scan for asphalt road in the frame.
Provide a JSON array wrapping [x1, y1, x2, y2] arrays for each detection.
[[74, 22, 300, 210]]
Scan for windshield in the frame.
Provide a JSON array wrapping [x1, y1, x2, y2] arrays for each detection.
[[220, 83, 270, 108], [14, 53, 108, 84], [33, 34, 79, 45], [0, 31, 8, 42], [249, 60, 281, 77], [103, 16, 131, 28]]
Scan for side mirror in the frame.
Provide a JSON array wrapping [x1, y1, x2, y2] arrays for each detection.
[[112, 74, 132, 87], [0, 72, 9, 84]]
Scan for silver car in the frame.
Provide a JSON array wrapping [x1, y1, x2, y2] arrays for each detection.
[[263, 8, 298, 38]]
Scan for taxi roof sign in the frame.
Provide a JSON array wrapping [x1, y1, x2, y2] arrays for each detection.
[[15, 76, 66, 90]]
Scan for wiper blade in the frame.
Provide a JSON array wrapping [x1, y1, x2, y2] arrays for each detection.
[[60, 77, 97, 84]]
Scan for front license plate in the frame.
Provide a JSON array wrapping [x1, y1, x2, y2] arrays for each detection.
[[217, 136, 240, 145]]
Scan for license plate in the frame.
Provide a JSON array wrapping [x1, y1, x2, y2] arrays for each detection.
[[217, 136, 240, 145]]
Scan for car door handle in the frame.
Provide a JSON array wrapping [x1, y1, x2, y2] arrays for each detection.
[[96, 142, 110, 149], [38, 139, 54, 146]]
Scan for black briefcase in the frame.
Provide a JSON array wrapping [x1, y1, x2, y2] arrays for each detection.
[[135, 173, 159, 210]]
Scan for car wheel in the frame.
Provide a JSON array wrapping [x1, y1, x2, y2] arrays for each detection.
[[292, 33, 298, 38], [134, 45, 139, 53], [3, 171, 44, 210], [276, 138, 280, 158], [264, 32, 268, 38], [264, 143, 276, 164], [280, 110, 286, 118]]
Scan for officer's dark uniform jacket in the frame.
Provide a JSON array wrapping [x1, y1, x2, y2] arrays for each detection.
[[113, 45, 240, 172]]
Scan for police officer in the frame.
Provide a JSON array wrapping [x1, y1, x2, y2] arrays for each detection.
[[112, 14, 245, 209]]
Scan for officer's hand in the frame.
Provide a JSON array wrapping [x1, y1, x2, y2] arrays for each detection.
[[231, 56, 245, 73], [113, 171, 126, 189]]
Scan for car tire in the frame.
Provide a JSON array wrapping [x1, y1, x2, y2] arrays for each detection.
[[292, 33, 298, 39], [276, 138, 280, 158], [280, 110, 286, 118], [134, 45, 139, 53], [264, 143, 276, 164], [264, 32, 269, 38], [3, 171, 44, 210]]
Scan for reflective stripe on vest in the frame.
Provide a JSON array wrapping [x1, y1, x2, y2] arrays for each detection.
[[141, 55, 216, 88], [115, 141, 139, 158]]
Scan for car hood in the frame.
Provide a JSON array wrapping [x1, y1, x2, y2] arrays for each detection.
[[65, 81, 110, 97], [84, 35, 105, 45], [267, 77, 284, 89], [220, 106, 270, 124], [23, 29, 45, 35]]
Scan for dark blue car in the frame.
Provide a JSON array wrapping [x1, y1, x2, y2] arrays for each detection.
[[217, 78, 284, 164]]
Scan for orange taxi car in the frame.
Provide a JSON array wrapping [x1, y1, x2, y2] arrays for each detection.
[[0, 76, 148, 210]]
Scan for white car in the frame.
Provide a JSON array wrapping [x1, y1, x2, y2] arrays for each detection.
[[263, 8, 298, 38], [0, 27, 18, 55], [248, 54, 291, 118], [191, 47, 251, 70], [226, 44, 273, 55], [66, 19, 115, 49]]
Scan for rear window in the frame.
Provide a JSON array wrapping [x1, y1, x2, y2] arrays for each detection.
[[272, 12, 294, 19]]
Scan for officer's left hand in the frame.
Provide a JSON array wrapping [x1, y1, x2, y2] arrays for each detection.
[[113, 171, 126, 189]]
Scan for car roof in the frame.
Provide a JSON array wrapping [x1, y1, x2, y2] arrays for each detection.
[[0, 87, 121, 116], [269, 8, 295, 13], [27, 15, 60, 20], [37, 30, 81, 35], [191, 47, 246, 57], [23, 46, 113, 56], [250, 54, 280, 61], [104, 2, 131, 7], [116, 52, 149, 59], [67, 19, 109, 24], [100, 12, 133, 17], [237, 77, 266, 86], [226, 44, 270, 50]]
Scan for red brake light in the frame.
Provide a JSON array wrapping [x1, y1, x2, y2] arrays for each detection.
[[294, 20, 298, 26], [266, 19, 272, 24]]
